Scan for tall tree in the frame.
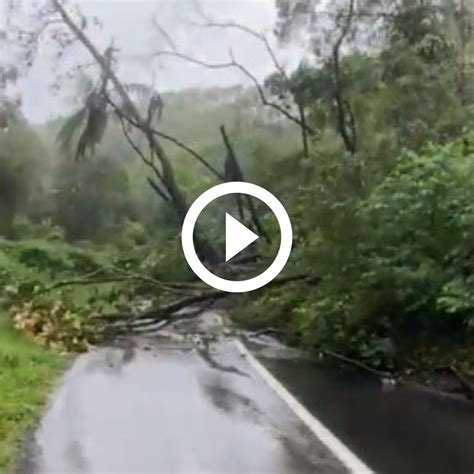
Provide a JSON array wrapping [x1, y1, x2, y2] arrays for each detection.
[[8, 0, 221, 262]]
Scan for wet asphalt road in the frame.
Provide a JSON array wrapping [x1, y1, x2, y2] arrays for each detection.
[[262, 357, 474, 474], [20, 313, 349, 474]]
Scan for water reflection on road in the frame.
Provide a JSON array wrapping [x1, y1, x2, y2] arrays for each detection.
[[262, 356, 474, 474], [21, 336, 345, 473], [19, 310, 474, 474]]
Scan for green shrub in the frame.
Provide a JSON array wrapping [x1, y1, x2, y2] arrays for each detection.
[[243, 142, 474, 369]]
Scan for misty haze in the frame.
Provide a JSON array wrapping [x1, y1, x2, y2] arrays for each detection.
[[1, 1, 474, 474]]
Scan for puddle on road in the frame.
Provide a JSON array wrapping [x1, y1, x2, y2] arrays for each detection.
[[19, 325, 345, 474], [20, 309, 474, 474], [263, 357, 474, 474]]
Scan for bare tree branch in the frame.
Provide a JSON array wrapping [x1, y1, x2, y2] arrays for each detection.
[[106, 272, 312, 327], [150, 129, 225, 181], [127, 300, 217, 332], [297, 102, 309, 158], [108, 95, 225, 181], [220, 125, 271, 243], [36, 266, 201, 296], [114, 103, 172, 201], [332, 0, 357, 156], [115, 109, 160, 177], [147, 177, 171, 202], [183, 10, 312, 157], [152, 14, 177, 52], [151, 50, 315, 135], [189, 18, 287, 79]]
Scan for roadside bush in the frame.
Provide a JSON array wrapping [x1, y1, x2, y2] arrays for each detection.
[[244, 142, 474, 369], [295, 145, 474, 363]]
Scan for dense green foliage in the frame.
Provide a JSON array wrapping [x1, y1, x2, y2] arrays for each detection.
[[1, 0, 474, 374], [235, 1, 474, 370], [0, 119, 48, 238], [5, 1, 474, 469], [240, 142, 474, 369]]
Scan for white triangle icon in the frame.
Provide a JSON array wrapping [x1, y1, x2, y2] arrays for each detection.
[[225, 213, 259, 262]]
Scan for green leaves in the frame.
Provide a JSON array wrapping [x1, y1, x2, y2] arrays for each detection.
[[244, 139, 474, 370]]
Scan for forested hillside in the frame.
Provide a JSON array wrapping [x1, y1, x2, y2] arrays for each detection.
[[0, 0, 474, 411]]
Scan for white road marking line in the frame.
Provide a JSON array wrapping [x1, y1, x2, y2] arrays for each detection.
[[233, 339, 374, 474]]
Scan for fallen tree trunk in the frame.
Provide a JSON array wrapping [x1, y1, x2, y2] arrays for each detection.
[[123, 301, 217, 333], [103, 272, 315, 329]]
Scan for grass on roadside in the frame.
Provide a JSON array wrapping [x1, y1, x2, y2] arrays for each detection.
[[0, 316, 65, 472]]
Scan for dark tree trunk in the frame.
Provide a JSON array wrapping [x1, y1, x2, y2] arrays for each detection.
[[51, 0, 220, 264]]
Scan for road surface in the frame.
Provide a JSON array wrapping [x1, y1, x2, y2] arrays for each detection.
[[18, 312, 370, 474]]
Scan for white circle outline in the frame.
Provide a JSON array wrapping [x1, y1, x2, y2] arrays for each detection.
[[181, 182, 293, 293]]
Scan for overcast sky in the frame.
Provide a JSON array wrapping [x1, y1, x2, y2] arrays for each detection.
[[11, 0, 294, 123]]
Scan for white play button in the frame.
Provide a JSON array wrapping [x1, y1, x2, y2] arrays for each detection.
[[225, 213, 259, 262], [181, 182, 293, 293]]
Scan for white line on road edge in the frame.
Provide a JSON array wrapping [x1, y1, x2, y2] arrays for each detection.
[[233, 339, 374, 474]]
